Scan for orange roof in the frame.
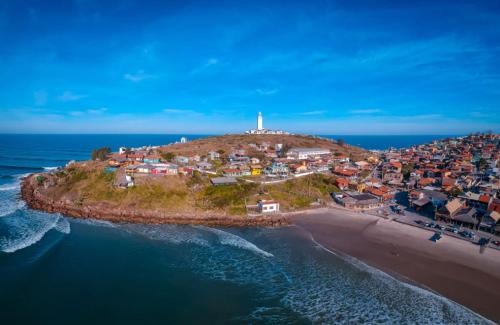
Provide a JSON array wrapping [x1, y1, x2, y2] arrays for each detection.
[[479, 195, 490, 204], [419, 178, 435, 185]]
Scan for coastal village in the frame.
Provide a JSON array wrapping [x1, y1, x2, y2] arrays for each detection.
[[27, 113, 500, 248], [98, 114, 500, 248]]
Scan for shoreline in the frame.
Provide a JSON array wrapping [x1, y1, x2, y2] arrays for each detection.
[[20, 174, 288, 228], [290, 209, 500, 323]]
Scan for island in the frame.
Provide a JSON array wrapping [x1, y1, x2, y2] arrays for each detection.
[[21, 133, 369, 226]]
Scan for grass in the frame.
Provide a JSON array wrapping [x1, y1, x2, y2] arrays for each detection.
[[49, 165, 341, 215]]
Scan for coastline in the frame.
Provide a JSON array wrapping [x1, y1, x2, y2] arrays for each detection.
[[20, 174, 288, 227], [290, 208, 500, 323]]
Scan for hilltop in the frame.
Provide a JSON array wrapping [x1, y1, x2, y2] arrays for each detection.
[[160, 134, 368, 160], [21, 133, 372, 226]]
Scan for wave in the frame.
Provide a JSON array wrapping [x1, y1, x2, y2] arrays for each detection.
[[71, 218, 117, 228], [197, 226, 274, 258], [0, 184, 18, 191], [0, 212, 70, 253], [43, 166, 59, 171], [296, 233, 494, 324], [0, 176, 25, 217], [123, 224, 210, 247]]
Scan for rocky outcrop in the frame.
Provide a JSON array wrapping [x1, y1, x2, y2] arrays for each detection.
[[21, 174, 288, 227]]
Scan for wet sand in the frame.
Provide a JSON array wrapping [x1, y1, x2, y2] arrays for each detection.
[[290, 208, 500, 323]]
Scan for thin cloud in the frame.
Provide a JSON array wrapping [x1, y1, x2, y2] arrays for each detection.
[[190, 58, 219, 75], [87, 107, 107, 114], [124, 70, 153, 82], [163, 108, 202, 116], [58, 91, 86, 102], [256, 88, 279, 96], [298, 110, 326, 116], [68, 108, 107, 116], [349, 109, 382, 114]]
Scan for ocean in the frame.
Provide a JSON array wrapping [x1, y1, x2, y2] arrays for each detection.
[[0, 134, 488, 324]]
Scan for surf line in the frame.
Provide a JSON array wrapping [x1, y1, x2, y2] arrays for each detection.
[[300, 225, 495, 325]]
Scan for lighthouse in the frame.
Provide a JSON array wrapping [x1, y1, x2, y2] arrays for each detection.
[[244, 111, 289, 135]]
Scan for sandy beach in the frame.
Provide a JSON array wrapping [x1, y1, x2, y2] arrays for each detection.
[[290, 208, 500, 323]]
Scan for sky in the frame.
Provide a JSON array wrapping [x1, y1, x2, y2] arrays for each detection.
[[0, 0, 499, 135]]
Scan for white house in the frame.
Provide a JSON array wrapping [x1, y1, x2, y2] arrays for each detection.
[[287, 148, 330, 160], [258, 200, 280, 213]]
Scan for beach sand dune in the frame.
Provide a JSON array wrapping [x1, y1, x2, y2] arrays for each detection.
[[290, 208, 500, 323]]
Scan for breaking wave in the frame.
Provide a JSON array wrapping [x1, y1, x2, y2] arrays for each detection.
[[277, 232, 495, 324], [196, 226, 274, 258], [43, 166, 59, 171], [0, 212, 70, 253], [0, 175, 26, 217], [122, 224, 210, 247]]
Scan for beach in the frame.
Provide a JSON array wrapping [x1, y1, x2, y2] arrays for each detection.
[[290, 208, 500, 323]]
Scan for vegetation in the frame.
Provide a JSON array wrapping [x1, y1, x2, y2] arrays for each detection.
[[44, 161, 342, 216], [337, 138, 344, 146], [161, 152, 176, 162], [36, 175, 46, 185], [91, 147, 111, 161], [402, 162, 414, 180]]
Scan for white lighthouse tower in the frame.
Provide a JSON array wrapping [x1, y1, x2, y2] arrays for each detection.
[[257, 112, 263, 130], [245, 111, 289, 135]]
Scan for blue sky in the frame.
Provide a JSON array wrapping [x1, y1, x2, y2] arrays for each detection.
[[1, 0, 499, 134]]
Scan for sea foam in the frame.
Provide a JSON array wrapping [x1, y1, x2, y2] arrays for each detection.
[[196, 226, 274, 258], [0, 213, 70, 253]]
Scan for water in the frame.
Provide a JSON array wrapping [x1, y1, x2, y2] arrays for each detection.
[[0, 134, 491, 324]]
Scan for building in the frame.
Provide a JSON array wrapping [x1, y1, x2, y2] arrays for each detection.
[[258, 200, 280, 213], [211, 177, 238, 186], [257, 111, 263, 130], [245, 112, 289, 135], [335, 192, 381, 210], [287, 148, 330, 160]]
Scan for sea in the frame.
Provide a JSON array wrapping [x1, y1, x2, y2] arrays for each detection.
[[0, 134, 490, 324]]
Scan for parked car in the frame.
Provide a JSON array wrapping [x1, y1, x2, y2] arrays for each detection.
[[492, 240, 500, 247], [445, 227, 458, 234]]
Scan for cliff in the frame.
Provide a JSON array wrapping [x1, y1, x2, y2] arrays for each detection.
[[21, 174, 288, 227]]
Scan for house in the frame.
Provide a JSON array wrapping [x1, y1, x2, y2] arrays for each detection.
[[208, 151, 220, 160], [211, 177, 238, 186], [175, 156, 189, 164], [196, 162, 213, 170], [287, 148, 330, 160], [144, 155, 161, 163], [335, 177, 349, 190], [365, 186, 394, 202], [258, 200, 280, 213], [151, 163, 178, 175], [223, 168, 243, 177], [333, 168, 357, 179], [335, 192, 381, 210], [354, 161, 370, 170], [383, 172, 403, 185], [289, 163, 308, 174], [250, 164, 262, 176], [409, 189, 448, 213], [264, 163, 289, 177], [435, 198, 465, 221]]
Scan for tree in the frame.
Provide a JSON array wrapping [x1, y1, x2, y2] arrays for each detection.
[[337, 138, 344, 146], [124, 147, 132, 155], [161, 152, 176, 162], [477, 158, 488, 172], [91, 147, 111, 160], [280, 143, 291, 157]]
